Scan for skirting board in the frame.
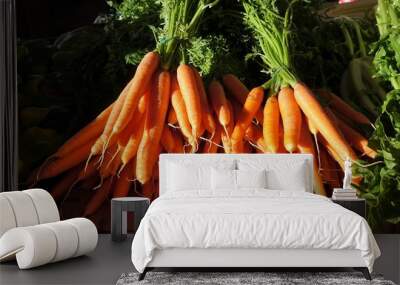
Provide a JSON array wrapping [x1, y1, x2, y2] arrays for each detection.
[[147, 248, 366, 268], [373, 234, 400, 284]]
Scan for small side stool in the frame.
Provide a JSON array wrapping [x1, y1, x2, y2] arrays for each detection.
[[111, 197, 150, 242]]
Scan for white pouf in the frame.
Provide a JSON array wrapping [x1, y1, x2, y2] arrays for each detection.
[[0, 189, 98, 269], [0, 218, 98, 269]]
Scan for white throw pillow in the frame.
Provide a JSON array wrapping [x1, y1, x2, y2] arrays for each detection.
[[167, 160, 236, 191], [167, 163, 209, 191], [236, 169, 267, 189], [211, 168, 236, 190], [266, 162, 307, 191]]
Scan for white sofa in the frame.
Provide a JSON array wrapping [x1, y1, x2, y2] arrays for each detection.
[[0, 189, 98, 269]]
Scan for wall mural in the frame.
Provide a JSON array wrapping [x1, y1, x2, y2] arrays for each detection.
[[18, 0, 400, 233]]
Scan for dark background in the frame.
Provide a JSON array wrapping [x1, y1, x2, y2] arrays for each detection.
[[17, 0, 108, 38]]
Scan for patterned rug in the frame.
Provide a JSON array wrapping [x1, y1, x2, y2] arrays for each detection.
[[116, 271, 395, 285]]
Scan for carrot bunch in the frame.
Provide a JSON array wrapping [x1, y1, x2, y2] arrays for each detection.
[[241, 0, 377, 195], [30, 0, 378, 218], [31, 0, 222, 216]]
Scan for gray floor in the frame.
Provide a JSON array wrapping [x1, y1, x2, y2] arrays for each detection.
[[0, 234, 134, 285], [1, 234, 398, 285]]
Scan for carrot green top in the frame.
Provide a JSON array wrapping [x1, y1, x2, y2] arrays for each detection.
[[243, 0, 298, 91], [156, 0, 220, 70]]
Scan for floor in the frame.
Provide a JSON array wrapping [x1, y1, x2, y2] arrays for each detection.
[[1, 234, 398, 285], [0, 234, 134, 285]]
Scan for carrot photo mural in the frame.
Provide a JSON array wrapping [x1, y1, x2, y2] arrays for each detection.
[[18, 0, 400, 233]]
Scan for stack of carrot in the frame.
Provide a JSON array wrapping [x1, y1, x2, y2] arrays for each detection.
[[32, 66, 376, 214], [30, 0, 378, 218]]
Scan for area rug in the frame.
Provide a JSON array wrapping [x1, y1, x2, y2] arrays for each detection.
[[116, 272, 395, 285]]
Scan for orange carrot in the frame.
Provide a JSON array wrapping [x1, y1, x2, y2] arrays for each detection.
[[177, 64, 203, 138], [83, 177, 114, 216], [98, 145, 119, 179], [161, 126, 176, 153], [56, 103, 113, 157], [230, 98, 243, 120], [203, 124, 222, 153], [319, 135, 362, 185], [209, 80, 231, 134], [293, 82, 357, 161], [118, 117, 138, 149], [324, 107, 340, 128], [320, 147, 341, 191], [320, 136, 344, 169], [306, 116, 318, 136], [278, 87, 302, 153], [318, 89, 371, 125], [170, 74, 196, 148], [245, 124, 265, 152], [336, 118, 377, 159], [220, 100, 234, 153], [263, 95, 280, 153], [167, 108, 178, 125], [297, 117, 326, 196], [76, 157, 99, 183], [136, 71, 171, 184], [222, 74, 249, 103], [231, 87, 264, 153], [152, 145, 162, 181], [193, 68, 216, 135], [277, 123, 288, 153], [121, 115, 146, 166], [39, 138, 96, 180], [113, 51, 160, 135], [109, 152, 122, 177], [143, 181, 159, 201], [142, 181, 154, 200], [50, 166, 81, 201], [113, 162, 133, 198], [319, 147, 333, 182], [242, 141, 252, 153], [118, 92, 149, 150], [90, 82, 131, 159], [172, 130, 184, 153], [137, 91, 149, 117], [222, 74, 263, 124], [152, 180, 160, 200], [79, 174, 100, 191]]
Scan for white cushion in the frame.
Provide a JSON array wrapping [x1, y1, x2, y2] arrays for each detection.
[[236, 169, 267, 189], [0, 189, 60, 238], [65, 218, 98, 257], [0, 196, 16, 237], [0, 191, 39, 227], [211, 169, 267, 190], [211, 168, 236, 190], [266, 164, 307, 191], [238, 159, 309, 192], [24, 189, 60, 224], [0, 218, 97, 269], [0, 226, 57, 268], [167, 160, 235, 191], [42, 221, 79, 262]]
